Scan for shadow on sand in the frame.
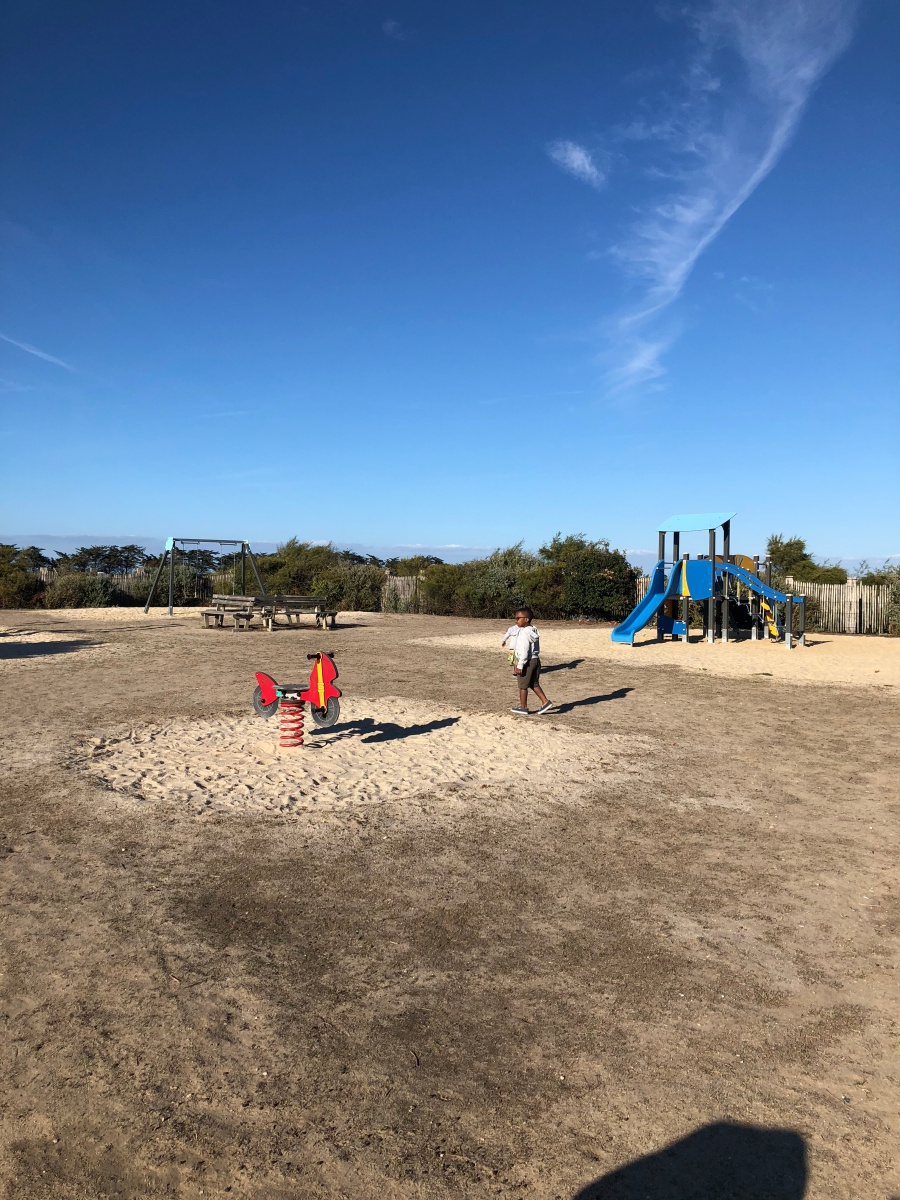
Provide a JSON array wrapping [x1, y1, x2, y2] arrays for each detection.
[[573, 1122, 807, 1199], [553, 687, 632, 714], [541, 659, 586, 674], [311, 716, 461, 744], [0, 639, 100, 661]]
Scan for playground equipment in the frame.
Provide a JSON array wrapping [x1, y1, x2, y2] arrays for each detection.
[[612, 512, 806, 648], [253, 651, 342, 747], [143, 537, 266, 617]]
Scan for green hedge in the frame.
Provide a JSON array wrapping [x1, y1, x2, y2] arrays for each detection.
[[419, 536, 638, 621], [0, 545, 47, 608], [43, 574, 135, 608]]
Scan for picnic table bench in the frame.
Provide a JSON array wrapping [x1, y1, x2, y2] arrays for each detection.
[[269, 595, 338, 631], [201, 595, 257, 630], [201, 594, 337, 632]]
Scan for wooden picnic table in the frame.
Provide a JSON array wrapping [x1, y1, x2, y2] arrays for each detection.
[[201, 594, 337, 632]]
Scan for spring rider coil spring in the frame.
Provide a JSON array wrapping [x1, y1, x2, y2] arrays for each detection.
[[278, 699, 304, 748]]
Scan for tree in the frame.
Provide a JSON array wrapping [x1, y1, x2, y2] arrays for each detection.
[[117, 544, 152, 573], [766, 534, 847, 584], [386, 554, 444, 575], [15, 545, 54, 571]]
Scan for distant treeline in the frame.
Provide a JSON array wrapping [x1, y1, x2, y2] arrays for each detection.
[[3, 535, 898, 628], [0, 535, 639, 619]]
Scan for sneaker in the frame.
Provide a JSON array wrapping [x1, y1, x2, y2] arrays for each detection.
[[510, 706, 530, 715], [536, 701, 554, 715]]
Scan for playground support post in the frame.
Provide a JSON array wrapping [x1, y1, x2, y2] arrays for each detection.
[[681, 553, 689, 645], [798, 597, 806, 646], [245, 544, 266, 595], [656, 529, 665, 641], [707, 528, 716, 643], [722, 521, 730, 642], [764, 558, 772, 639], [241, 544, 246, 594], [786, 595, 794, 650], [143, 549, 169, 615], [168, 544, 175, 617], [753, 556, 763, 643]]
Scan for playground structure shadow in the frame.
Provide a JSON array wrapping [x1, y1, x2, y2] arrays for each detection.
[[0, 639, 100, 661], [311, 716, 461, 744], [541, 658, 585, 673], [573, 1121, 807, 1199], [553, 687, 632, 714]]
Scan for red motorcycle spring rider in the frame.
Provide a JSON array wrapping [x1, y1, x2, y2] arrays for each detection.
[[253, 651, 341, 748]]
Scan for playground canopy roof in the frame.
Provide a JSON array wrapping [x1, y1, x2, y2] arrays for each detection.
[[658, 512, 737, 533]]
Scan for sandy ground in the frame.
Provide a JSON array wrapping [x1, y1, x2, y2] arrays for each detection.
[[413, 625, 900, 690], [1, 609, 898, 1199], [75, 698, 644, 822]]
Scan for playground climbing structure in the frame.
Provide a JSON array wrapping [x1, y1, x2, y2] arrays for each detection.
[[612, 512, 806, 648]]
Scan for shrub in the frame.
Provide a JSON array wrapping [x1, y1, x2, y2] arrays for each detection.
[[0, 545, 47, 608], [419, 563, 468, 615], [257, 539, 382, 595], [536, 534, 639, 620], [417, 536, 638, 621], [310, 564, 384, 612], [43, 573, 133, 608]]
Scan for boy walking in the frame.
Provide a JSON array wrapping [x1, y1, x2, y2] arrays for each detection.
[[509, 607, 553, 715]]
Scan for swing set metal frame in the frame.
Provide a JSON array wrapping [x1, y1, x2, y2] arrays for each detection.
[[142, 537, 267, 616]]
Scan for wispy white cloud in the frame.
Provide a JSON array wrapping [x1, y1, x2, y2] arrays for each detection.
[[556, 1, 857, 395], [603, 332, 675, 397], [547, 140, 607, 190], [0, 377, 39, 393], [0, 332, 76, 372], [382, 18, 407, 41]]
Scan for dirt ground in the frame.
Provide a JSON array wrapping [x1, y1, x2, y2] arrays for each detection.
[[1, 610, 897, 1199]]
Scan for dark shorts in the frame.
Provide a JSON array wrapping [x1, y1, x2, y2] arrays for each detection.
[[517, 657, 541, 692]]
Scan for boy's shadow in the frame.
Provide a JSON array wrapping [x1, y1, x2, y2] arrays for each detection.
[[554, 687, 632, 714], [541, 658, 585, 673], [574, 1121, 807, 1198]]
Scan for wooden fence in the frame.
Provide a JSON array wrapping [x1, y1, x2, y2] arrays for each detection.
[[784, 578, 894, 635], [36, 566, 238, 602], [382, 574, 421, 613]]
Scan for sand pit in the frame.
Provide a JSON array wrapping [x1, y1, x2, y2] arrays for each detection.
[[412, 626, 900, 689], [76, 696, 643, 820]]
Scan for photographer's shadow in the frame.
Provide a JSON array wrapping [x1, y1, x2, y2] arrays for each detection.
[[574, 1122, 807, 1199]]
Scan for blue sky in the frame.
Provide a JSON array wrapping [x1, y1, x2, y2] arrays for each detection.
[[1, 0, 898, 566]]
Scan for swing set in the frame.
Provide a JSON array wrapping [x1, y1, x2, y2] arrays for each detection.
[[142, 537, 266, 616]]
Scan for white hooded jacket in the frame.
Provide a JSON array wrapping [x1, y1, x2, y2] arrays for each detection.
[[514, 624, 540, 669]]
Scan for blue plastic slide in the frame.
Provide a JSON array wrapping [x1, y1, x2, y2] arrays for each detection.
[[611, 560, 683, 645]]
